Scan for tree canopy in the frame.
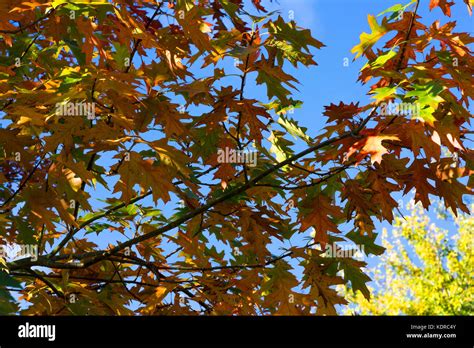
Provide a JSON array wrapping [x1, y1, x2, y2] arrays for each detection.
[[344, 199, 473, 315], [0, 0, 472, 315]]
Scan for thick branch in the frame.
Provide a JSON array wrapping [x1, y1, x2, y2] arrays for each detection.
[[8, 125, 363, 273]]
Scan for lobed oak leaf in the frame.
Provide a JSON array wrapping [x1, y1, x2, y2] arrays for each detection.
[[299, 194, 343, 247], [346, 134, 399, 165], [323, 102, 361, 123], [429, 0, 454, 16], [351, 15, 388, 59]]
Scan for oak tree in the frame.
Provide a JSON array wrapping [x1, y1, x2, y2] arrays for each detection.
[[0, 0, 472, 315]]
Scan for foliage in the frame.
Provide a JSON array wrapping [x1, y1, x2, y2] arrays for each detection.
[[0, 0, 472, 315], [344, 200, 473, 315]]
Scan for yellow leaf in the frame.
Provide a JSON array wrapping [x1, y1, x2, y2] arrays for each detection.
[[351, 15, 387, 59]]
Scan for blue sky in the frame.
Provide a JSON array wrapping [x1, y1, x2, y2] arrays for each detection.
[[63, 0, 474, 312], [131, 0, 472, 311], [3, 0, 473, 313], [269, 0, 472, 311]]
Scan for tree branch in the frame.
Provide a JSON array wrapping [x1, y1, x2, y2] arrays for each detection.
[[9, 125, 365, 273], [0, 153, 46, 210], [0, 8, 56, 34]]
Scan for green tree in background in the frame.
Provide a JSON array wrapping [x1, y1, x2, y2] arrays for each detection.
[[344, 200, 473, 315], [1, 0, 473, 315]]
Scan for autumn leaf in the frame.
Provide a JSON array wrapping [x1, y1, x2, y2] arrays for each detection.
[[299, 193, 344, 246], [0, 0, 471, 317], [351, 15, 388, 59], [429, 0, 454, 16], [346, 134, 399, 165]]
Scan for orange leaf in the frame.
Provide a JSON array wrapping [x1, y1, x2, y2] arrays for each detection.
[[346, 134, 399, 165]]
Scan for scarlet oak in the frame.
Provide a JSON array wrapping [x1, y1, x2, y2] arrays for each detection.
[[0, 0, 472, 315]]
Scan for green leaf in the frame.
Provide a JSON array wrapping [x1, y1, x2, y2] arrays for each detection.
[[0, 270, 22, 288], [264, 99, 303, 115], [15, 219, 36, 244], [112, 43, 130, 70], [143, 209, 162, 218], [346, 231, 385, 256], [367, 50, 397, 69], [266, 16, 324, 67], [351, 15, 387, 59], [370, 86, 397, 101], [435, 51, 455, 65], [0, 289, 18, 314], [277, 114, 311, 143], [405, 82, 444, 124], [64, 39, 86, 66], [340, 259, 371, 300], [377, 1, 415, 21], [256, 69, 294, 102], [219, 0, 240, 21], [267, 16, 324, 53], [405, 82, 444, 107], [269, 130, 294, 164], [378, 4, 404, 17]]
